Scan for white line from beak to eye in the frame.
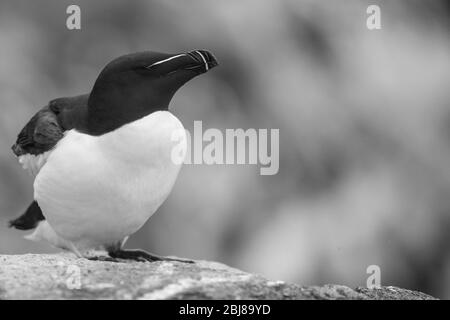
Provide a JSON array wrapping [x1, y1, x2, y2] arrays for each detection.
[[196, 51, 209, 72], [147, 54, 187, 68]]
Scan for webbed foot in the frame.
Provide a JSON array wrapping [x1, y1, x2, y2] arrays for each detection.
[[108, 249, 194, 264]]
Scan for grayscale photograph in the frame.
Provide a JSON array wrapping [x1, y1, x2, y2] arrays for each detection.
[[0, 0, 448, 307]]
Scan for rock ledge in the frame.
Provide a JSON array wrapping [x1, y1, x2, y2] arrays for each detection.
[[0, 254, 437, 300]]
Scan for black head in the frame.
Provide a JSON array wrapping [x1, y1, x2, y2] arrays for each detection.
[[87, 50, 218, 135]]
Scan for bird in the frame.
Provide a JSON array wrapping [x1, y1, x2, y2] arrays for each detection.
[[9, 50, 218, 262]]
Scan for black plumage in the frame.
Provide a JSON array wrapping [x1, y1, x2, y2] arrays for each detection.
[[11, 94, 89, 157], [9, 201, 44, 230]]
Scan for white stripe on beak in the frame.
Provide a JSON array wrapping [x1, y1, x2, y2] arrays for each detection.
[[146, 54, 187, 68], [196, 50, 209, 72]]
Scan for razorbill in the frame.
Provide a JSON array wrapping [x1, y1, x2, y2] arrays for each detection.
[[9, 50, 218, 262]]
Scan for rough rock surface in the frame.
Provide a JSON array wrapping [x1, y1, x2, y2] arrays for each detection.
[[0, 254, 437, 300]]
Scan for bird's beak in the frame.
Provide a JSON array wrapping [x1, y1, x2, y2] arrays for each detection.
[[185, 50, 219, 73], [146, 50, 218, 76]]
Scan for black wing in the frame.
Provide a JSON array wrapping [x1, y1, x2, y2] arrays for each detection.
[[12, 94, 89, 157], [10, 94, 89, 231], [12, 106, 64, 157]]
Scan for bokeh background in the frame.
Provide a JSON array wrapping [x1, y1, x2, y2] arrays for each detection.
[[0, 0, 449, 298]]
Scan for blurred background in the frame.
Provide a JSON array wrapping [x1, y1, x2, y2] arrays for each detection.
[[0, 0, 449, 298]]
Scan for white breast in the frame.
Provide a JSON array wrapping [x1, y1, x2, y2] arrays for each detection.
[[33, 111, 187, 250], [18, 152, 51, 177]]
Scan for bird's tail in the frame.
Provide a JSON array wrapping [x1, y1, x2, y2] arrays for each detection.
[[8, 201, 45, 230]]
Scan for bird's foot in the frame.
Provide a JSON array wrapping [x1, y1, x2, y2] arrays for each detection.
[[87, 256, 120, 262], [108, 249, 194, 264]]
